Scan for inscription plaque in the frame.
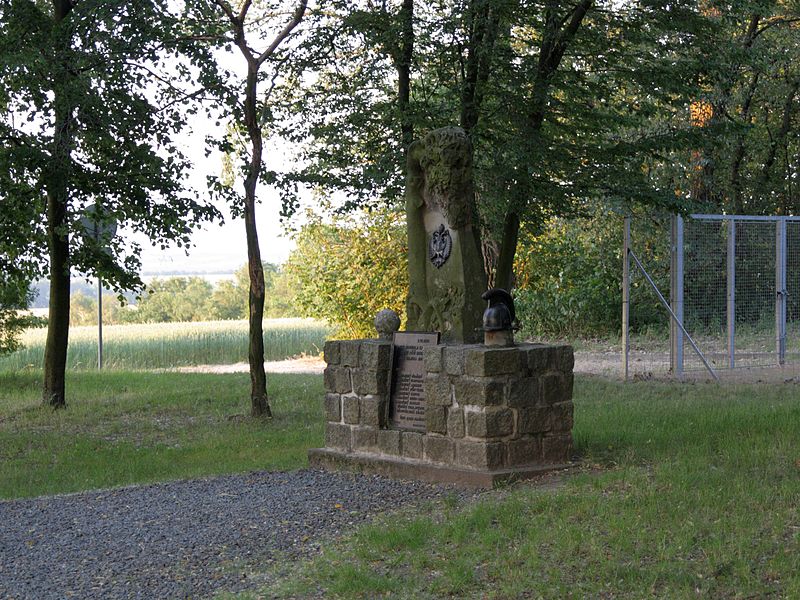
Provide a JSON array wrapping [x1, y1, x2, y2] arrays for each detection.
[[390, 331, 440, 431]]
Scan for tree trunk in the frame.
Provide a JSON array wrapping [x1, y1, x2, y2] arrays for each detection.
[[396, 0, 414, 154], [43, 189, 71, 408], [242, 63, 272, 418], [488, 0, 591, 288], [759, 78, 799, 192], [730, 69, 760, 213], [219, 0, 305, 418], [494, 212, 519, 292], [460, 0, 500, 134], [43, 0, 75, 409]]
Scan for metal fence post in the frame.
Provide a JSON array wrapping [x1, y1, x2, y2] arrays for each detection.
[[727, 219, 735, 369], [622, 217, 630, 380], [776, 219, 787, 366], [670, 214, 684, 377]]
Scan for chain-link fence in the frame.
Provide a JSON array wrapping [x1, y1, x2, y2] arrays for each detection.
[[624, 214, 800, 380]]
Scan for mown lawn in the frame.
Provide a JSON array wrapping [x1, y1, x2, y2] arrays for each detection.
[[260, 377, 800, 599], [0, 371, 323, 499]]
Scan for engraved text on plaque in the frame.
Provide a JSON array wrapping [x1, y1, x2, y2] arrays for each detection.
[[390, 331, 440, 431]]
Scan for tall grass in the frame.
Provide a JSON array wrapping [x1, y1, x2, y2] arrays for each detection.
[[0, 318, 331, 371]]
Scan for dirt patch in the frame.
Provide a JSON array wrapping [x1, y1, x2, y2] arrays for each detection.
[[177, 351, 634, 379], [171, 356, 326, 375], [170, 348, 800, 383]]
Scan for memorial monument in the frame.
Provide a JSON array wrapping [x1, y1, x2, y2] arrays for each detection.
[[405, 127, 486, 344], [308, 127, 575, 487]]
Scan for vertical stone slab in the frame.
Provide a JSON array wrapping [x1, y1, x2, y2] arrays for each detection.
[[405, 127, 488, 344]]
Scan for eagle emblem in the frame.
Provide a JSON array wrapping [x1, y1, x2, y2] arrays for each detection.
[[429, 224, 452, 269]]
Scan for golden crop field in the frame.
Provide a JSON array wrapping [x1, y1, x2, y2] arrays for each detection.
[[0, 318, 332, 371]]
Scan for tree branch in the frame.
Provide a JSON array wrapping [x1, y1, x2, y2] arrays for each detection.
[[213, 0, 238, 25], [256, 0, 308, 66]]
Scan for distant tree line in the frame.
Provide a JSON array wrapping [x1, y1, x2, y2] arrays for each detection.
[[68, 264, 296, 326]]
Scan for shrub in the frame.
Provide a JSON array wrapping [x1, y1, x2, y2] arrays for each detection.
[[514, 211, 668, 338], [285, 208, 407, 339]]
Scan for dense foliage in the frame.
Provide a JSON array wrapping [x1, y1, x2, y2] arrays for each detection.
[[285, 209, 408, 339], [276, 0, 715, 289], [0, 276, 44, 356], [684, 5, 800, 214], [515, 211, 668, 338]]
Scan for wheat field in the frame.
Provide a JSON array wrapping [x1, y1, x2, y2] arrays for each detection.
[[0, 319, 332, 371]]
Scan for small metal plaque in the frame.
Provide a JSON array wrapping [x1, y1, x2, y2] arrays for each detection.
[[389, 331, 440, 431], [429, 224, 452, 268]]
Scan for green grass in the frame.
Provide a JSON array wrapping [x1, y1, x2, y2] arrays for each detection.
[[0, 370, 323, 499], [0, 318, 331, 371], [4, 372, 800, 597], [261, 377, 800, 599]]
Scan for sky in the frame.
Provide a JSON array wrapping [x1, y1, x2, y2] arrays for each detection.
[[132, 118, 299, 276]]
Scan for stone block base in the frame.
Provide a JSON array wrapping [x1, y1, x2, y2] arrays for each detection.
[[308, 448, 570, 489], [315, 340, 576, 489]]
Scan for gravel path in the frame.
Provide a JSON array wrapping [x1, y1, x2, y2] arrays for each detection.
[[0, 469, 471, 599]]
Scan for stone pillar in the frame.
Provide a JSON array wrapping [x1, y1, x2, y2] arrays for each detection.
[[405, 127, 487, 343], [321, 339, 392, 454]]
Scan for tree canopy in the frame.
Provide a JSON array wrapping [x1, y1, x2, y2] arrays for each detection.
[[0, 0, 220, 405], [275, 0, 717, 287]]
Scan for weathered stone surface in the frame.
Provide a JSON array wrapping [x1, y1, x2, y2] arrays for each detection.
[[526, 345, 556, 373], [324, 393, 341, 423], [555, 345, 575, 372], [465, 347, 521, 377], [507, 437, 541, 466], [360, 395, 387, 428], [563, 373, 574, 400], [353, 369, 390, 396], [446, 408, 465, 438], [323, 341, 341, 366], [425, 405, 447, 434], [542, 434, 572, 463], [374, 309, 401, 339], [323, 366, 351, 394], [444, 346, 466, 376], [517, 407, 550, 435], [342, 395, 360, 425], [466, 408, 514, 438], [453, 377, 504, 407], [359, 341, 392, 370], [455, 440, 505, 470], [325, 423, 351, 451], [340, 340, 361, 367], [402, 431, 423, 459], [541, 373, 566, 405], [550, 401, 574, 432], [506, 376, 540, 408], [424, 374, 452, 407], [405, 127, 487, 344], [377, 429, 401, 455], [424, 346, 443, 373], [352, 426, 378, 452], [424, 435, 455, 464]]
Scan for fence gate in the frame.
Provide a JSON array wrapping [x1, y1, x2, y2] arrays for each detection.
[[623, 214, 800, 379]]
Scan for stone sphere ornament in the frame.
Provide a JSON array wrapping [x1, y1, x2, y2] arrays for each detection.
[[374, 309, 401, 339]]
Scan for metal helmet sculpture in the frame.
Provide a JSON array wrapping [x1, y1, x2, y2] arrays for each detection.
[[481, 288, 516, 346]]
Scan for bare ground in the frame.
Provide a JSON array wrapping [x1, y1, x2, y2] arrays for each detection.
[[172, 349, 800, 384], [171, 352, 620, 377]]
